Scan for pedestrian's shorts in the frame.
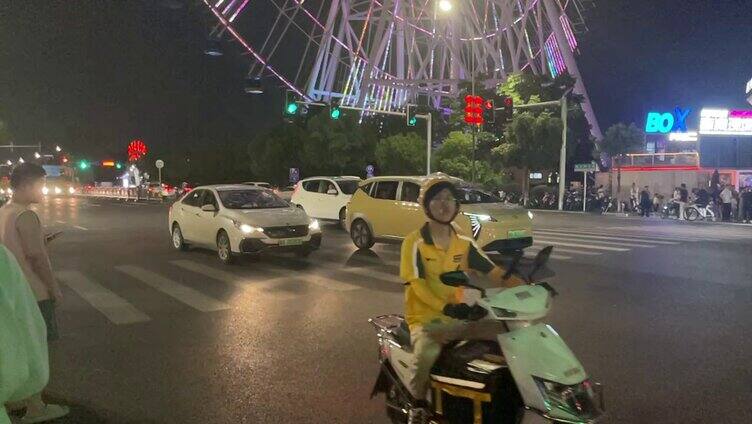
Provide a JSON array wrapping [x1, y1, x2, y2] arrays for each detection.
[[37, 299, 59, 341]]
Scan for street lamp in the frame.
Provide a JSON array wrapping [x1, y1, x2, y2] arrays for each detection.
[[55, 145, 62, 152], [18, 157, 24, 164], [438, 0, 453, 12], [34, 152, 41, 159], [5, 160, 11, 166]]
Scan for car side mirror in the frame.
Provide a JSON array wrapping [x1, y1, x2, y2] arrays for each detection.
[[327, 189, 338, 195], [201, 204, 217, 212]]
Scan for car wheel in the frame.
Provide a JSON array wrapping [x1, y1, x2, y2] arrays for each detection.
[[216, 231, 235, 265], [350, 219, 375, 250], [172, 224, 188, 251], [339, 208, 347, 230]]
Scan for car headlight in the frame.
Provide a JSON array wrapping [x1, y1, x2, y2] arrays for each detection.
[[533, 377, 602, 419], [0, 188, 5, 194], [233, 220, 262, 234], [528, 211, 534, 220], [462, 212, 497, 222], [54, 186, 62, 195], [42, 186, 49, 195], [308, 219, 320, 231], [68, 186, 76, 194]]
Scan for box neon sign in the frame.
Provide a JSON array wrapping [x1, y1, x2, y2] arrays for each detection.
[[645, 107, 690, 133], [699, 109, 752, 136]]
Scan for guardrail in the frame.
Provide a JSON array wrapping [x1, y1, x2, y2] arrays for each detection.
[[80, 187, 173, 202]]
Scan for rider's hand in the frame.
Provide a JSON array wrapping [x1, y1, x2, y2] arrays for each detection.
[[442, 303, 472, 320], [502, 273, 526, 288]]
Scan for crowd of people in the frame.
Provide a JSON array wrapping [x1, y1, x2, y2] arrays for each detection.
[[627, 172, 752, 223]]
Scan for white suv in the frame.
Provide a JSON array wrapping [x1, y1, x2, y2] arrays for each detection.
[[291, 176, 361, 228]]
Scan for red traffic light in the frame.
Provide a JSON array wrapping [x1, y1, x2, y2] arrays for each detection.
[[504, 97, 513, 107]]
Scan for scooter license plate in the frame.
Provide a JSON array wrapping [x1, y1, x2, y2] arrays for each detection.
[[508, 230, 527, 239], [279, 238, 303, 246]]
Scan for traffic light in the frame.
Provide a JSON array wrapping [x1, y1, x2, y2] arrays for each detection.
[[464, 95, 484, 125], [115, 162, 123, 170], [483, 99, 495, 124], [284, 90, 299, 116], [502, 96, 514, 121], [78, 160, 89, 170], [406, 104, 418, 126], [329, 101, 341, 120]]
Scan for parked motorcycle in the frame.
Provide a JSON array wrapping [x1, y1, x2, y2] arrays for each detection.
[[660, 200, 680, 219], [369, 247, 604, 424]]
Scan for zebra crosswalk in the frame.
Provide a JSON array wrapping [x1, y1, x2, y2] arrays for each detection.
[[53, 226, 728, 328]]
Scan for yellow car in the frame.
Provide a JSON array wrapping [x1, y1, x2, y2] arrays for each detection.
[[345, 175, 533, 253]]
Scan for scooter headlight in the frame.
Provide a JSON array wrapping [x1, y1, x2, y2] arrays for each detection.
[[533, 377, 603, 420], [42, 186, 49, 195]]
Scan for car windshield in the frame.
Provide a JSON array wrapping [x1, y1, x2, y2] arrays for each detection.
[[218, 189, 288, 209], [457, 187, 502, 204], [337, 180, 360, 195]]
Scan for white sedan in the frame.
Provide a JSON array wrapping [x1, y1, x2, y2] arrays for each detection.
[[168, 185, 322, 264]]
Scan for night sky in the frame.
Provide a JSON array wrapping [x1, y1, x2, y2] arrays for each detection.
[[0, 0, 750, 162]]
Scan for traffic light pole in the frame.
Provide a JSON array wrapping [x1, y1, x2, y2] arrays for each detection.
[[295, 101, 433, 175], [503, 89, 572, 211]]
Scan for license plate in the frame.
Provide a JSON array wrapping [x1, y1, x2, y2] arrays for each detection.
[[507, 230, 527, 239], [279, 238, 303, 246]]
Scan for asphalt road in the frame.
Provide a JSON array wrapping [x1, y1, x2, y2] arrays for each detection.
[[14, 196, 752, 423]]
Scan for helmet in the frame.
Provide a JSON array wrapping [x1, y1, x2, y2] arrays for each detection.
[[418, 175, 460, 224]]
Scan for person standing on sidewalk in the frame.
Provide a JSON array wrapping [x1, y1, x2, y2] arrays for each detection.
[[678, 183, 689, 220], [719, 184, 733, 222], [639, 186, 651, 217], [1, 245, 50, 424], [0, 163, 69, 423], [741, 187, 752, 224]]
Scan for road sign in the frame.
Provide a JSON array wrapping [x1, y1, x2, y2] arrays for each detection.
[[155, 160, 164, 169], [366, 164, 375, 178], [289, 168, 300, 183], [574, 162, 598, 173]]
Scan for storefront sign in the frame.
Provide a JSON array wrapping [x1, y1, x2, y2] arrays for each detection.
[[574, 162, 598, 172], [746, 77, 752, 95], [668, 131, 698, 142], [645, 107, 690, 133], [699, 108, 752, 136]]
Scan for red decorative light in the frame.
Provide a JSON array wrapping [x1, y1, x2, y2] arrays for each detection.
[[464, 95, 484, 125], [127, 140, 148, 162]]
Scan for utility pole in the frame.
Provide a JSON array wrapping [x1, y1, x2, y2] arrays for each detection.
[[470, 40, 477, 183], [503, 87, 573, 211]]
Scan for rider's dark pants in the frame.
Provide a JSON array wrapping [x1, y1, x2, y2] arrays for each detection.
[[721, 203, 732, 221]]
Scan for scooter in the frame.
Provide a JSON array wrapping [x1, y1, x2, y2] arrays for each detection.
[[660, 201, 681, 220], [369, 247, 604, 424]]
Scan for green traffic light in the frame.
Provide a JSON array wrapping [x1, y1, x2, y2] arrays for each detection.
[[330, 107, 341, 120], [78, 160, 89, 170], [286, 102, 299, 115], [115, 163, 123, 169], [408, 117, 417, 126]]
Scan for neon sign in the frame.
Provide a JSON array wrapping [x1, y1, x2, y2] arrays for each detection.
[[699, 109, 752, 136], [645, 107, 690, 134]]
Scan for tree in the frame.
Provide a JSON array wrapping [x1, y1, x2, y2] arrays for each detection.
[[434, 131, 504, 189], [375, 133, 425, 175], [299, 113, 377, 176], [599, 123, 644, 195], [493, 111, 562, 204], [247, 124, 305, 185]]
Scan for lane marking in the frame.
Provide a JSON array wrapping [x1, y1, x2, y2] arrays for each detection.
[[533, 235, 655, 248], [170, 259, 287, 289], [57, 270, 150, 325], [529, 244, 602, 256], [531, 239, 630, 252], [55, 220, 65, 224], [73, 225, 88, 231], [536, 228, 710, 242], [534, 230, 679, 245], [262, 260, 363, 291], [115, 265, 230, 312]]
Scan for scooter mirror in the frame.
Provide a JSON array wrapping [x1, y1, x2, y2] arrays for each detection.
[[440, 271, 469, 286], [529, 245, 554, 281]]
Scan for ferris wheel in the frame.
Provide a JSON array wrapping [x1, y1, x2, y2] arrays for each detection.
[[200, 0, 600, 137]]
